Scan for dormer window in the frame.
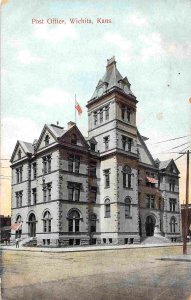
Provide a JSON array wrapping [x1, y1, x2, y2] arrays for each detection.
[[71, 134, 77, 145], [45, 135, 50, 146], [18, 149, 21, 160], [90, 143, 96, 151]]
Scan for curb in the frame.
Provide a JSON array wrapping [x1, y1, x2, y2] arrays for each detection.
[[0, 243, 188, 254]]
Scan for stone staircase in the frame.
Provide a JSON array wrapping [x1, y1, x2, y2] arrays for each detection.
[[141, 235, 171, 245], [21, 237, 37, 247]]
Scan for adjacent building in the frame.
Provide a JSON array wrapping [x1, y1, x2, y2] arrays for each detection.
[[10, 57, 181, 246]]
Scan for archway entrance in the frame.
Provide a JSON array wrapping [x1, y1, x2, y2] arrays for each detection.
[[28, 213, 36, 237], [145, 216, 155, 236]]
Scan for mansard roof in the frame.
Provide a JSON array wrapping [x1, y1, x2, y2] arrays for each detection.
[[90, 56, 135, 101]]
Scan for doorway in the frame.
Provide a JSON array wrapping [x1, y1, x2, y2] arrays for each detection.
[[145, 216, 155, 236], [28, 213, 36, 237]]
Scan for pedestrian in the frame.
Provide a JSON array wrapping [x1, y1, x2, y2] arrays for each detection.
[[15, 237, 19, 248]]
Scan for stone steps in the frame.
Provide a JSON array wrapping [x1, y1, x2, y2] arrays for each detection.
[[141, 235, 170, 245]]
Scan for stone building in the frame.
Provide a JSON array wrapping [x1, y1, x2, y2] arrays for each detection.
[[10, 57, 181, 246]]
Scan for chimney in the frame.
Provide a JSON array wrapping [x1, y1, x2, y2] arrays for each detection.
[[67, 121, 76, 129], [106, 56, 116, 69]]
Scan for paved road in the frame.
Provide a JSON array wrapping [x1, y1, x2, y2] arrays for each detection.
[[1, 245, 191, 300]]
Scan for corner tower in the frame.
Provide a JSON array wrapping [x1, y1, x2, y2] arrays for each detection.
[[87, 57, 140, 244]]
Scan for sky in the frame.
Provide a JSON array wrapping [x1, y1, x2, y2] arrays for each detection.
[[1, 0, 191, 215]]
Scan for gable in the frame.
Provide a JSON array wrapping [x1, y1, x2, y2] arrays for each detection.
[[137, 132, 156, 167], [10, 141, 29, 163], [59, 125, 89, 149], [35, 125, 58, 151], [166, 160, 180, 175]]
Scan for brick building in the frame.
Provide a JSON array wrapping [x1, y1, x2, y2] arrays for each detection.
[[10, 57, 181, 246]]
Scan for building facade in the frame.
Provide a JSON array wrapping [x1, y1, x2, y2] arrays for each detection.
[[10, 57, 181, 246]]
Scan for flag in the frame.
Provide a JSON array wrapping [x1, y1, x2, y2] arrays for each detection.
[[75, 101, 83, 115]]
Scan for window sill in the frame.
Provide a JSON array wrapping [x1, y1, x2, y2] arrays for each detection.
[[104, 216, 111, 218], [123, 187, 133, 190], [125, 216, 132, 219]]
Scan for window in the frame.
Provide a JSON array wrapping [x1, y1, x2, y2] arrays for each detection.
[[15, 191, 23, 208], [17, 149, 21, 160], [90, 186, 97, 202], [45, 134, 50, 146], [125, 197, 131, 218], [122, 166, 132, 188], [105, 198, 111, 218], [103, 136, 109, 150], [146, 194, 155, 208], [16, 167, 23, 183], [170, 217, 176, 233], [121, 105, 126, 120], [90, 143, 96, 151], [104, 169, 110, 188], [68, 155, 80, 173], [169, 198, 176, 212], [94, 112, 98, 125], [90, 214, 97, 232], [100, 108, 103, 123], [43, 182, 52, 202], [32, 188, 37, 205], [68, 182, 81, 201], [127, 109, 131, 122], [105, 105, 109, 120], [68, 210, 81, 232], [71, 134, 77, 145], [42, 155, 51, 174], [32, 163, 37, 179], [89, 161, 97, 177], [121, 136, 132, 152], [169, 179, 175, 192], [43, 211, 51, 233]]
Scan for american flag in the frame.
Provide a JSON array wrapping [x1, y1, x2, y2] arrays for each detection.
[[75, 101, 83, 115]]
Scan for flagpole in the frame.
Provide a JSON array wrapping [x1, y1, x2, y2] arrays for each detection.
[[75, 94, 77, 124]]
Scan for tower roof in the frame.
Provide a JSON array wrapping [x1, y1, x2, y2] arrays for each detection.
[[90, 57, 134, 100]]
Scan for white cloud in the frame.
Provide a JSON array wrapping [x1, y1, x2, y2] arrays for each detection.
[[33, 24, 78, 43], [28, 87, 72, 107], [127, 13, 148, 27], [166, 42, 191, 59], [18, 49, 44, 64], [1, 117, 41, 157], [139, 33, 165, 61]]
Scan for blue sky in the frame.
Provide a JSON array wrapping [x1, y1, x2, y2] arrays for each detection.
[[1, 0, 191, 214]]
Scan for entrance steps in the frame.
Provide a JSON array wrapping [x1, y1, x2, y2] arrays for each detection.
[[141, 235, 170, 245], [21, 237, 37, 247]]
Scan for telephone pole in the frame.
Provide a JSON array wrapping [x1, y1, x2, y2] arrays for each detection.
[[182, 150, 190, 255]]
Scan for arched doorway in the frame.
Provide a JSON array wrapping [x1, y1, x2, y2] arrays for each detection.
[[28, 213, 36, 237], [15, 215, 22, 238], [145, 216, 155, 236]]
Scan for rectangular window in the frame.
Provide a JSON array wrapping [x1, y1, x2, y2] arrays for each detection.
[[16, 191, 23, 207], [122, 136, 126, 150], [169, 198, 176, 212], [75, 156, 80, 173], [90, 186, 97, 202], [47, 183, 51, 201], [104, 169, 110, 188], [123, 173, 132, 188], [105, 204, 110, 217], [43, 188, 47, 202], [90, 143, 96, 151], [94, 112, 98, 125], [68, 155, 73, 172], [42, 155, 51, 174], [68, 182, 81, 201], [104, 136, 109, 151], [127, 138, 132, 152], [32, 163, 37, 179], [146, 195, 155, 208], [89, 161, 97, 177], [127, 109, 131, 122], [32, 188, 37, 205], [100, 108, 103, 123], [169, 180, 175, 192], [121, 105, 126, 120], [105, 105, 109, 120], [16, 167, 23, 183]]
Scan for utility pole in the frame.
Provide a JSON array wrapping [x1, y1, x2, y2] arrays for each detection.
[[182, 150, 190, 255]]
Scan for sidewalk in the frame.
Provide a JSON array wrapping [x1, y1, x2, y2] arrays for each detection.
[[0, 242, 189, 254], [160, 255, 191, 262]]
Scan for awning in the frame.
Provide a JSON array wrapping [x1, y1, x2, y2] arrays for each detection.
[[11, 223, 22, 231], [146, 177, 158, 184]]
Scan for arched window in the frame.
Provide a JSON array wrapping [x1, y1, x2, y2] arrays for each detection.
[[90, 214, 97, 232], [68, 210, 81, 232], [45, 135, 50, 146], [125, 197, 131, 218], [105, 198, 111, 218], [122, 165, 132, 188], [43, 211, 51, 233], [16, 215, 22, 223], [71, 134, 77, 145], [18, 149, 21, 160], [170, 217, 176, 233]]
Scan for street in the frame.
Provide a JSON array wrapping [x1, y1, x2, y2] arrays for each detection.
[[1, 245, 191, 300]]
